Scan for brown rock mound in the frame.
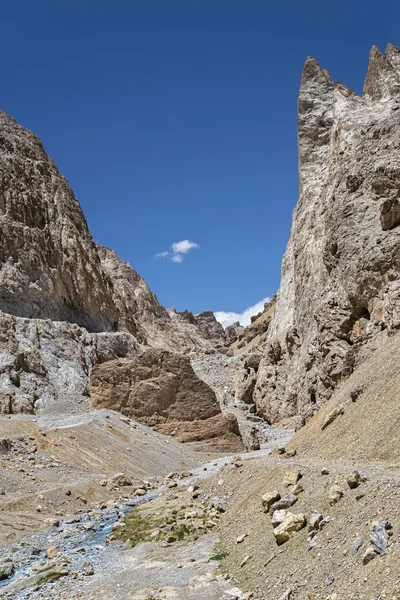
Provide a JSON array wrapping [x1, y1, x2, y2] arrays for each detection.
[[155, 413, 243, 452], [90, 349, 220, 425], [90, 348, 243, 451]]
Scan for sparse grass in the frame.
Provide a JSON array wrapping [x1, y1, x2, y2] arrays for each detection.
[[115, 507, 163, 547], [209, 540, 229, 562], [113, 503, 211, 548], [36, 569, 64, 586]]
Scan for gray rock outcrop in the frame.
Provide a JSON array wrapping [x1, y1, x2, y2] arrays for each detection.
[[0, 312, 140, 414], [254, 44, 400, 423]]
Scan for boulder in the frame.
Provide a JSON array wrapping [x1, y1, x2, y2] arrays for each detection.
[[274, 512, 306, 545], [283, 470, 302, 486], [271, 494, 298, 512], [0, 558, 14, 581], [271, 509, 287, 528], [308, 511, 323, 531], [154, 413, 243, 452], [90, 349, 220, 426]]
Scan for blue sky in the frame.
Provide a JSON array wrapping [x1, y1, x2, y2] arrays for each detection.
[[2, 1, 400, 323]]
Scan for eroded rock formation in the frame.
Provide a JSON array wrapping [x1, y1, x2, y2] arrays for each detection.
[[254, 44, 400, 423], [0, 312, 140, 414], [0, 111, 118, 333]]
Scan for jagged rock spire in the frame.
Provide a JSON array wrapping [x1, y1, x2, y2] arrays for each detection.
[[363, 44, 400, 100], [298, 57, 334, 172]]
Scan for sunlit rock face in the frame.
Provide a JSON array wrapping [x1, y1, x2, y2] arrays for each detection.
[[0, 110, 119, 332], [255, 44, 400, 423]]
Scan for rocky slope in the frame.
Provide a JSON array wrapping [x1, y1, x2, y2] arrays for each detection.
[[253, 44, 400, 424], [97, 245, 217, 351]]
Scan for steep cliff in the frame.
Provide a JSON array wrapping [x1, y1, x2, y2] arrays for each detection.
[[254, 44, 400, 423], [0, 111, 118, 333]]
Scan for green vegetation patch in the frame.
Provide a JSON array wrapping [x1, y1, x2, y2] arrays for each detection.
[[36, 569, 64, 586]]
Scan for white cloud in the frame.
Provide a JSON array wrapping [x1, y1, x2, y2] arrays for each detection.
[[215, 297, 270, 328], [172, 240, 199, 254], [155, 239, 199, 263]]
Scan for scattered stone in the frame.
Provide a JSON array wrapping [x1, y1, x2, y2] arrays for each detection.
[[165, 535, 177, 543], [261, 490, 281, 513], [240, 554, 251, 567], [321, 405, 344, 431], [292, 483, 304, 496], [308, 511, 323, 531], [271, 494, 298, 512], [351, 534, 363, 555], [271, 509, 287, 528], [329, 485, 343, 505], [0, 559, 14, 581], [307, 537, 318, 551], [362, 546, 378, 565], [46, 546, 60, 560], [45, 518, 60, 528], [236, 534, 247, 543], [321, 468, 329, 475], [346, 470, 362, 489], [285, 448, 297, 458], [371, 520, 391, 554], [283, 470, 302, 487]]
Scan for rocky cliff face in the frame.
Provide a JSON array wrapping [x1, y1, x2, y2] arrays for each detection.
[[0, 111, 118, 333], [0, 312, 140, 415], [254, 44, 400, 423]]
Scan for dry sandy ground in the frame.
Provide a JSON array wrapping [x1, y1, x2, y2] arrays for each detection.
[[0, 409, 201, 544]]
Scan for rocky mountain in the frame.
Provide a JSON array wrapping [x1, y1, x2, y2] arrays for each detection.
[[3, 43, 400, 600], [0, 109, 226, 415], [252, 44, 400, 424]]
